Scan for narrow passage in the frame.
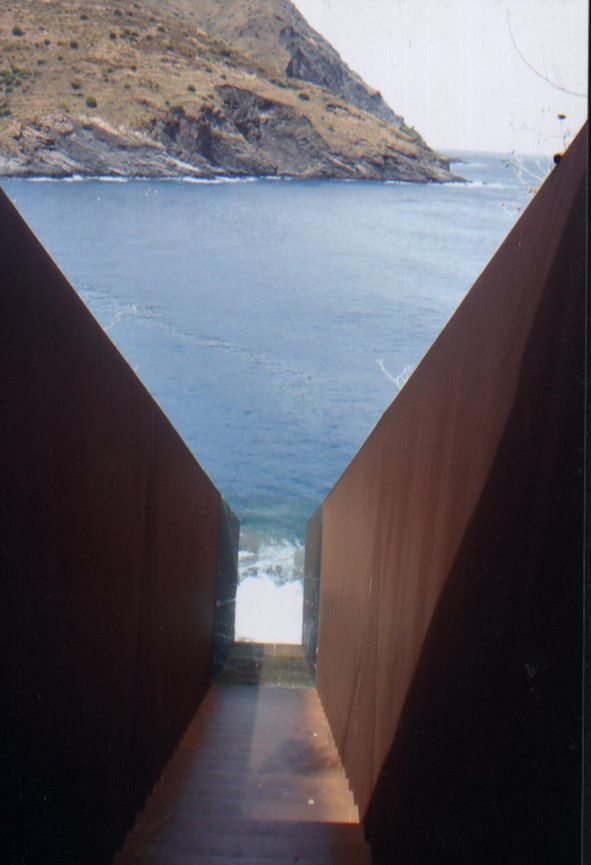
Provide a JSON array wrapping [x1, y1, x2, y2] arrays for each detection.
[[114, 671, 371, 864]]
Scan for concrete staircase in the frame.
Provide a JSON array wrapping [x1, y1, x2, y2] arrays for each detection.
[[216, 641, 314, 687], [113, 669, 371, 864]]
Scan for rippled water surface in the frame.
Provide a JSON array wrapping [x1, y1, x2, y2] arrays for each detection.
[[1, 152, 550, 626]]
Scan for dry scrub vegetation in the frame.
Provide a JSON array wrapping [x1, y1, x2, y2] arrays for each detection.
[[0, 0, 443, 175]]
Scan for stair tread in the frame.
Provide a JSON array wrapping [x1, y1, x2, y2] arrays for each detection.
[[124, 828, 370, 856], [114, 681, 370, 865], [141, 793, 357, 817], [149, 787, 356, 809], [127, 815, 365, 839], [117, 855, 369, 865], [155, 775, 351, 793]]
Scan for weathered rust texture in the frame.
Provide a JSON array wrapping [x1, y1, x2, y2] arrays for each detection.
[[315, 124, 586, 864], [0, 188, 236, 865]]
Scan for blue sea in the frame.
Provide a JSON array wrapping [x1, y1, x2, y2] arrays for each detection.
[[1, 152, 551, 611]]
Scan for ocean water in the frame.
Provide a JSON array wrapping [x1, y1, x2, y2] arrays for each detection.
[[1, 152, 551, 639]]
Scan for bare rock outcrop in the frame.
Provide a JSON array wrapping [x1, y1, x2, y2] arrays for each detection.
[[0, 1, 459, 182]]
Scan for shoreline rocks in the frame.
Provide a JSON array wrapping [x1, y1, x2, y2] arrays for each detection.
[[0, 1, 462, 183], [0, 109, 462, 183]]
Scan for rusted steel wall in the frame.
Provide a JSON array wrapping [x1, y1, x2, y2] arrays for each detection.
[[316, 124, 586, 865], [0, 189, 237, 865]]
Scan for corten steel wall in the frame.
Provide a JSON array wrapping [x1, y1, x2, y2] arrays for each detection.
[[0, 189, 236, 865], [315, 124, 586, 865]]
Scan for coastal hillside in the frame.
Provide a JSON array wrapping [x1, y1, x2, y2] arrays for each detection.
[[174, 0, 405, 128], [0, 0, 455, 180]]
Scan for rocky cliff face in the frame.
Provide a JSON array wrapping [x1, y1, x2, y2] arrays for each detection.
[[187, 0, 407, 129], [0, 1, 457, 182], [281, 25, 403, 128]]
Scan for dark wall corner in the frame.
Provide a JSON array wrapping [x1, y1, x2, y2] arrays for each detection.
[[213, 499, 240, 670], [303, 506, 322, 678]]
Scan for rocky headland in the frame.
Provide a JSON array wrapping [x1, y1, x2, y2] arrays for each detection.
[[0, 0, 459, 182]]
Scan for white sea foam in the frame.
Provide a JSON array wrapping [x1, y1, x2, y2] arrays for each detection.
[[467, 180, 510, 189], [178, 175, 258, 184], [179, 176, 226, 185], [235, 538, 304, 642], [103, 302, 139, 332], [239, 538, 304, 585], [27, 175, 83, 183], [28, 174, 138, 183], [235, 574, 303, 643], [26, 174, 261, 185], [65, 174, 113, 183], [433, 179, 512, 190]]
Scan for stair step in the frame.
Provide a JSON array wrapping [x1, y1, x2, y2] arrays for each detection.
[[157, 771, 349, 790], [171, 741, 339, 759], [215, 675, 313, 687], [225, 642, 307, 659], [214, 663, 313, 685], [127, 815, 365, 841], [117, 854, 367, 865], [217, 660, 311, 669], [149, 782, 355, 809], [165, 763, 343, 780], [138, 796, 358, 823], [122, 828, 370, 860], [113, 685, 370, 865]]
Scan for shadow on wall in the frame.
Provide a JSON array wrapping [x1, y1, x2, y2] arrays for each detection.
[[214, 500, 241, 670], [365, 185, 584, 863], [303, 506, 322, 677], [314, 123, 587, 865], [0, 189, 238, 865]]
